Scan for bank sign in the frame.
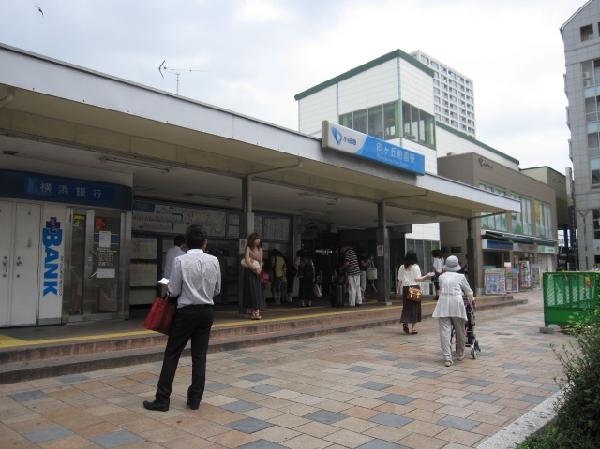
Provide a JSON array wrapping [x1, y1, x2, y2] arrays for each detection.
[[322, 121, 425, 175], [42, 217, 64, 297]]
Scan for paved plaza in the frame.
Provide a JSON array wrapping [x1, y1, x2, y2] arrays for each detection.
[[0, 291, 569, 449]]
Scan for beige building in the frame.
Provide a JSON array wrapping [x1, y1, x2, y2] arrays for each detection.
[[439, 153, 558, 295]]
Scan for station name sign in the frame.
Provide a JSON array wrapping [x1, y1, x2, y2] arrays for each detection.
[[322, 121, 425, 175]]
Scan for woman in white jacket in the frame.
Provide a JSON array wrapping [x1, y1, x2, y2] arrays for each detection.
[[432, 255, 474, 367]]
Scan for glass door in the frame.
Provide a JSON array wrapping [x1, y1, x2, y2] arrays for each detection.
[[65, 208, 126, 320], [84, 210, 122, 315]]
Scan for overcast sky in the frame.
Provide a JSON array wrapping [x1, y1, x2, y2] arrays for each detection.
[[0, 0, 586, 172]]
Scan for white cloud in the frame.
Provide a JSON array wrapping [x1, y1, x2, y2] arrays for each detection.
[[233, 0, 291, 23]]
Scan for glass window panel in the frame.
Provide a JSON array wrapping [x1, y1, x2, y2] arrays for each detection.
[[588, 133, 599, 148], [402, 102, 412, 138], [339, 112, 352, 128], [592, 158, 600, 184], [425, 113, 435, 147], [410, 105, 419, 141], [594, 59, 600, 85], [353, 109, 367, 134], [383, 102, 398, 139], [418, 110, 426, 144], [367, 105, 383, 138]]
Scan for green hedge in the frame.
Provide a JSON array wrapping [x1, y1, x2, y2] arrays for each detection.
[[518, 307, 600, 449]]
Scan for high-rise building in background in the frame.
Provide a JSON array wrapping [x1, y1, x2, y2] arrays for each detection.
[[561, 0, 600, 269], [411, 50, 475, 137]]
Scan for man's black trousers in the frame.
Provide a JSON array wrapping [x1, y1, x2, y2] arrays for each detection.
[[155, 304, 214, 405]]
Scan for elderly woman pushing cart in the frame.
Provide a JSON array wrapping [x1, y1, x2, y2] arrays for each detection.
[[432, 255, 474, 367]]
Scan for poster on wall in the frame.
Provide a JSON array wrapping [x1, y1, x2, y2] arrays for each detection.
[[530, 265, 541, 288], [484, 268, 506, 295], [518, 261, 532, 289]]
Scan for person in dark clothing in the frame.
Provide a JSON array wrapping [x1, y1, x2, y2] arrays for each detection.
[[298, 252, 315, 307], [396, 252, 434, 334], [143, 225, 220, 412]]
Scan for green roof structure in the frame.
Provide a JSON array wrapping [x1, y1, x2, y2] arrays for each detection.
[[294, 49, 434, 101]]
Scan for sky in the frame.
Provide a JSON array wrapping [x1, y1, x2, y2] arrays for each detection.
[[0, 0, 587, 173]]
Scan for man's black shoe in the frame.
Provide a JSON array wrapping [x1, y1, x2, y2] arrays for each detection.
[[187, 399, 200, 410], [143, 400, 169, 412]]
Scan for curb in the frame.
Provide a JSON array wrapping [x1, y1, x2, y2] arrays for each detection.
[[476, 391, 561, 449], [0, 297, 527, 383]]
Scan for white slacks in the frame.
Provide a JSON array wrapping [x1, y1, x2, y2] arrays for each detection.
[[438, 317, 465, 362], [348, 274, 362, 306]]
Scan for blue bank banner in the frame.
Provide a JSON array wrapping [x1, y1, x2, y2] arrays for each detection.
[[0, 169, 133, 210], [322, 121, 425, 175]]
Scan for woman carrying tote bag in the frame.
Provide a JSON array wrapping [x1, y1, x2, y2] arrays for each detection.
[[396, 252, 434, 335]]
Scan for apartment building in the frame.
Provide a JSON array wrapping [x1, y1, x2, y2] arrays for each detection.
[[411, 50, 475, 137], [562, 0, 600, 269]]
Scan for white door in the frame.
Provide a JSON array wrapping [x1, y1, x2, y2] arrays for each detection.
[[0, 201, 41, 327], [0, 201, 14, 327], [11, 203, 41, 326]]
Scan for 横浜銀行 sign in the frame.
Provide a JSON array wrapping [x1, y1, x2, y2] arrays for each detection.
[[321, 121, 425, 175]]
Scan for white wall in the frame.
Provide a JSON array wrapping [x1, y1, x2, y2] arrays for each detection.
[[399, 59, 434, 114], [298, 84, 338, 136], [401, 138, 438, 174], [338, 59, 399, 113], [436, 127, 519, 170]]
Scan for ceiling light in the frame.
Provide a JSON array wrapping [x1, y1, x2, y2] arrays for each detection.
[[183, 193, 233, 202], [99, 155, 171, 173]]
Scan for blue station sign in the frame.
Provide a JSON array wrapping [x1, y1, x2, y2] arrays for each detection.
[[322, 121, 425, 175]]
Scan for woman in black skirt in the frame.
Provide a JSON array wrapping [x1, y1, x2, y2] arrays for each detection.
[[396, 252, 434, 334], [243, 232, 265, 320]]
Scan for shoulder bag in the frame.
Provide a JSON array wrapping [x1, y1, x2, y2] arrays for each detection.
[[408, 285, 422, 302], [143, 295, 175, 335]]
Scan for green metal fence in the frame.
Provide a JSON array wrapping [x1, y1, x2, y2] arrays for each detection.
[[543, 272, 600, 326]]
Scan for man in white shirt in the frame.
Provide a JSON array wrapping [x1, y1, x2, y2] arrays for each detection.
[[163, 235, 186, 279], [144, 225, 220, 412]]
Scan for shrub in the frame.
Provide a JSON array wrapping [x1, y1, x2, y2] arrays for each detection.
[[518, 305, 600, 449]]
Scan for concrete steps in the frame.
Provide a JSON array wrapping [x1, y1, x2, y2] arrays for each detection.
[[0, 295, 525, 383]]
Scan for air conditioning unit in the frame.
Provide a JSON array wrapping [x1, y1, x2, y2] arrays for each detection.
[[583, 71, 592, 79]]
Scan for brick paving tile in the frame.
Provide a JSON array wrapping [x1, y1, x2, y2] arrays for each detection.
[[434, 428, 484, 446], [400, 419, 446, 437], [323, 428, 373, 448], [404, 398, 443, 412], [399, 433, 446, 449], [363, 425, 412, 443], [436, 397, 472, 407], [403, 409, 446, 423], [207, 429, 259, 448], [438, 443, 473, 449], [294, 421, 338, 438], [435, 405, 475, 419], [333, 416, 379, 432], [268, 413, 311, 428], [471, 422, 503, 436], [356, 440, 411, 449], [37, 434, 91, 449], [283, 433, 331, 449], [252, 426, 301, 443]]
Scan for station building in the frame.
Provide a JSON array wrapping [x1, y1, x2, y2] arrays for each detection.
[[295, 49, 559, 296], [0, 43, 517, 327]]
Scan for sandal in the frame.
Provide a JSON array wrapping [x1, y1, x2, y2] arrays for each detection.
[[411, 331, 419, 335], [403, 324, 410, 334]]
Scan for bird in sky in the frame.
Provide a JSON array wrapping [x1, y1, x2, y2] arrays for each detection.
[[35, 6, 44, 17]]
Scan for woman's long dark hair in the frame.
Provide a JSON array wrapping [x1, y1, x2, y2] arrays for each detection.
[[403, 252, 418, 269], [247, 232, 262, 249]]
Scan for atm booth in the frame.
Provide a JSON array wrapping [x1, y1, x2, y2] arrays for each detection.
[[0, 169, 132, 326]]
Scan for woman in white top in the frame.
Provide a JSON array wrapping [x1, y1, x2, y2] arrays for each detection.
[[432, 255, 474, 367], [396, 252, 434, 335]]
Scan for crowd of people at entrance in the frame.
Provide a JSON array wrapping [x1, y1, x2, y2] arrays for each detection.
[[144, 226, 477, 413]]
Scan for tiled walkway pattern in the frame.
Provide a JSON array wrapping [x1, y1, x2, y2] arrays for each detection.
[[0, 292, 568, 449]]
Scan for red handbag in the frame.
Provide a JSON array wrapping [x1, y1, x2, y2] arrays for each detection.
[[143, 296, 175, 335], [260, 270, 271, 284]]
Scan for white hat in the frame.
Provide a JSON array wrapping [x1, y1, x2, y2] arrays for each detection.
[[443, 255, 460, 272]]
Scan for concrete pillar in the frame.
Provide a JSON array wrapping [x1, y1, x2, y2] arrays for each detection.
[[238, 176, 254, 314], [376, 202, 392, 305], [466, 218, 476, 294]]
